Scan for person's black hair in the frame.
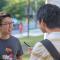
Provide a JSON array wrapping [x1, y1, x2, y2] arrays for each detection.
[[37, 4, 60, 28], [0, 13, 11, 26]]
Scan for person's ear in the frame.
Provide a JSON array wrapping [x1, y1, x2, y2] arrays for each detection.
[[40, 19, 47, 27]]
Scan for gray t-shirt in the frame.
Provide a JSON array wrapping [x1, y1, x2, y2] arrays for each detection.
[[0, 36, 23, 60]]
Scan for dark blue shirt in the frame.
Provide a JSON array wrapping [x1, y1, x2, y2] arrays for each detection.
[[0, 36, 23, 60]]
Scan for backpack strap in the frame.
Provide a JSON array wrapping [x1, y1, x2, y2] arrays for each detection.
[[41, 39, 60, 60]]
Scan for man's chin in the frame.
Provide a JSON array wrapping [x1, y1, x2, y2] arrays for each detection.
[[6, 32, 11, 35]]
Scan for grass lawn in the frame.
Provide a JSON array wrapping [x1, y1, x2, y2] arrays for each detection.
[[20, 35, 43, 47], [19, 35, 44, 60]]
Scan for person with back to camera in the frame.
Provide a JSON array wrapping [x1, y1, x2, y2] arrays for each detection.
[[30, 4, 60, 60]]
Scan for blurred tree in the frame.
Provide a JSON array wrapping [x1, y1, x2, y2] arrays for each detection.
[[31, 0, 45, 12], [0, 0, 7, 11], [2, 0, 26, 19], [0, 0, 45, 19]]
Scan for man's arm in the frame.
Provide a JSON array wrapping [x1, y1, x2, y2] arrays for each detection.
[[30, 42, 42, 60], [30, 53, 40, 60], [16, 40, 23, 60]]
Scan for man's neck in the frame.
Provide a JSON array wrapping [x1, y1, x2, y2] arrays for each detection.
[[46, 28, 60, 33], [0, 34, 10, 40]]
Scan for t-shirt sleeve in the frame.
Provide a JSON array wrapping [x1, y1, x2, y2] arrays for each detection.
[[16, 40, 23, 57]]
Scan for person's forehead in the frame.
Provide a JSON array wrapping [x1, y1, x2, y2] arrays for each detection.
[[2, 17, 12, 23]]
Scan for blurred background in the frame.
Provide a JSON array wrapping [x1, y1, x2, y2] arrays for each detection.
[[0, 0, 46, 60]]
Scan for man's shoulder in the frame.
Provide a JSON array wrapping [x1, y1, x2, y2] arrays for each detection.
[[33, 42, 42, 48], [10, 35, 19, 42], [32, 40, 50, 52], [31, 40, 50, 57], [10, 35, 19, 40], [32, 41, 43, 52]]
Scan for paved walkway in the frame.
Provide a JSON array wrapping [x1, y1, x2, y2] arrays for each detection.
[[12, 29, 43, 38]]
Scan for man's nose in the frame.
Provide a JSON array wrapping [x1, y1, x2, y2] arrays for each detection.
[[8, 22, 13, 28]]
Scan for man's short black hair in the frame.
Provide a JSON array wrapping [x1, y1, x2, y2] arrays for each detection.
[[37, 4, 60, 28], [0, 12, 11, 26]]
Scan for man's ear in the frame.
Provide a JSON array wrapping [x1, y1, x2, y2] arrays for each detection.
[[40, 19, 47, 27]]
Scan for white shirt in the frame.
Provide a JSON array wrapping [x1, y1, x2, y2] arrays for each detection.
[[44, 33, 48, 39], [30, 32, 60, 60]]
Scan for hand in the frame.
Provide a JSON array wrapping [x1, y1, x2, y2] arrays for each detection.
[[28, 47, 32, 55]]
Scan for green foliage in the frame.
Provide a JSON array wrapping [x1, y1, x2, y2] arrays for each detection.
[[0, 0, 7, 11], [31, 0, 45, 12], [20, 35, 43, 47], [0, 0, 45, 19]]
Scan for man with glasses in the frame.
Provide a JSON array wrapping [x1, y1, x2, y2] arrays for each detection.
[[0, 12, 23, 60]]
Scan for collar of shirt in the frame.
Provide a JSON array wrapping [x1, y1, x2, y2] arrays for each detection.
[[45, 32, 60, 41]]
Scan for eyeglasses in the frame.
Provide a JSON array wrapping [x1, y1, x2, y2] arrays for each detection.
[[1, 22, 14, 25]]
